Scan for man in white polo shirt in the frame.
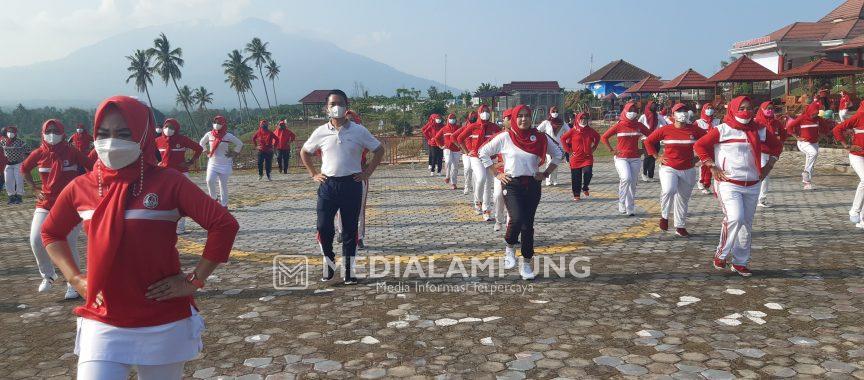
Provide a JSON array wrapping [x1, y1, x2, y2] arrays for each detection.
[[301, 89, 384, 285]]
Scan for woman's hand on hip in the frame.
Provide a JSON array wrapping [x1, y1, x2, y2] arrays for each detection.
[[146, 274, 197, 301]]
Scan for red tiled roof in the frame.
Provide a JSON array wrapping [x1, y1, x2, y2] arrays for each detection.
[[624, 76, 665, 93], [824, 33, 864, 51], [578, 59, 653, 84], [299, 90, 332, 104], [780, 58, 864, 77], [706, 56, 780, 83], [501, 81, 562, 92], [659, 69, 713, 90], [820, 0, 864, 22]]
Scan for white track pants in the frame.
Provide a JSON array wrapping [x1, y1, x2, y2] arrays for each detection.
[[177, 173, 191, 233], [614, 157, 641, 214], [658, 166, 697, 228], [4, 163, 24, 196], [470, 157, 493, 211], [77, 360, 186, 380], [31, 208, 81, 279], [205, 168, 230, 207], [461, 154, 473, 193], [758, 154, 770, 204], [542, 156, 559, 186], [493, 177, 508, 223], [713, 181, 760, 266], [443, 149, 460, 186], [850, 154, 864, 221], [796, 141, 819, 183]]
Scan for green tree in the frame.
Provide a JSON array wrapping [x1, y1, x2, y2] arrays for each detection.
[[125, 49, 156, 112], [474, 82, 500, 97], [223, 49, 255, 121], [265, 59, 280, 106], [245, 37, 273, 110], [176, 85, 194, 114], [148, 33, 197, 135], [192, 86, 214, 111]]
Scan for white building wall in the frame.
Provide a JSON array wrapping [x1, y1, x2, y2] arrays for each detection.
[[751, 52, 780, 73]]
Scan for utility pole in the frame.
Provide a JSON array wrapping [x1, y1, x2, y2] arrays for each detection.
[[444, 53, 448, 94]]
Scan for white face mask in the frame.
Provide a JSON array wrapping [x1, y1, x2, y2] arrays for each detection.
[[329, 105, 347, 119], [550, 112, 559, 118], [734, 116, 752, 124], [7, 132, 15, 139], [212, 123, 223, 131], [674, 112, 688, 123], [434, 118, 442, 124], [705, 109, 715, 116], [480, 112, 491, 121], [76, 128, 84, 133], [448, 118, 456, 124], [94, 138, 142, 170], [625, 112, 638, 120], [496, 121, 504, 126], [164, 128, 175, 137], [155, 128, 162, 135], [44, 133, 63, 145], [578, 121, 588, 127]]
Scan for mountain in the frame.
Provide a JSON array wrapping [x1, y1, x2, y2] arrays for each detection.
[[0, 19, 451, 109]]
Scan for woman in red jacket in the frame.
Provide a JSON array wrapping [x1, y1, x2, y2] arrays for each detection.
[[252, 120, 278, 181], [561, 112, 600, 201], [456, 105, 501, 221], [457, 111, 478, 195], [273, 120, 296, 174], [601, 102, 652, 216], [695, 103, 720, 193], [434, 113, 462, 189], [422, 114, 445, 177], [156, 118, 204, 234], [755, 101, 787, 207], [786, 101, 834, 190], [834, 99, 864, 227], [69, 123, 94, 154], [22, 119, 92, 299], [41, 96, 238, 379]]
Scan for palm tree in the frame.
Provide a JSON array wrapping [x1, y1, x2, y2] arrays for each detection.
[[125, 49, 155, 111], [223, 49, 256, 120], [176, 85, 194, 113], [148, 33, 197, 135], [245, 37, 272, 110], [193, 86, 213, 111], [265, 59, 280, 106]]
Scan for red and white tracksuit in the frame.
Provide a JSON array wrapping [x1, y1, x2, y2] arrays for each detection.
[[696, 117, 720, 189], [787, 115, 832, 184], [758, 118, 788, 204], [601, 122, 651, 214], [156, 130, 203, 233], [645, 125, 706, 228], [456, 122, 500, 212], [833, 118, 864, 222], [695, 123, 782, 266], [434, 124, 462, 186]]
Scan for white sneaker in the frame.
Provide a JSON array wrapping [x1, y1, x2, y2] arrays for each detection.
[[430, 172, 435, 177], [494, 222, 502, 231], [519, 261, 535, 280], [38, 277, 55, 293], [473, 203, 482, 215], [803, 182, 813, 190], [552, 182, 558, 186], [697, 183, 705, 190], [850, 215, 860, 224], [757, 202, 771, 208], [641, 173, 649, 182], [64, 284, 80, 300], [701, 188, 710, 195], [544, 179, 551, 186], [856, 221, 864, 229], [463, 188, 470, 195], [503, 247, 516, 270]]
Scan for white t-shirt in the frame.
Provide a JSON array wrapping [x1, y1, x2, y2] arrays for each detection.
[[479, 132, 563, 177], [536, 120, 570, 144], [200, 131, 244, 174], [302, 120, 381, 177]]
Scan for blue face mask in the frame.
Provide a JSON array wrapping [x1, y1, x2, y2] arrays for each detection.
[[822, 110, 834, 119]]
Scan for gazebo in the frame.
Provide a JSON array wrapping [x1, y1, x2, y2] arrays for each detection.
[[623, 76, 666, 99], [659, 69, 715, 103], [706, 56, 781, 106], [299, 90, 332, 122], [780, 58, 864, 94]]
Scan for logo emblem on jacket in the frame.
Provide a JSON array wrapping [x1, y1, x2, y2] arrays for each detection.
[[529, 135, 537, 142], [143, 193, 159, 209]]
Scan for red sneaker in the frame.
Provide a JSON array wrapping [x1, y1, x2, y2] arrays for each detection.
[[713, 258, 727, 270], [573, 196, 580, 201], [731, 265, 752, 277], [444, 177, 450, 184], [583, 190, 590, 197], [675, 228, 690, 237], [659, 218, 669, 231]]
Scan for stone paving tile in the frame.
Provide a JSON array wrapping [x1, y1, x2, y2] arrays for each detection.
[[1, 160, 863, 378]]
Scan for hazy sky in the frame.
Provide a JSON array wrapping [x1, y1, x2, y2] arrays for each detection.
[[0, 0, 835, 91]]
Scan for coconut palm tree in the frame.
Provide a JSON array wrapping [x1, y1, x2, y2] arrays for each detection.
[[148, 33, 197, 135], [125, 49, 155, 111], [245, 37, 272, 110], [193, 86, 214, 111], [265, 59, 280, 106], [223, 49, 256, 120], [176, 85, 194, 113]]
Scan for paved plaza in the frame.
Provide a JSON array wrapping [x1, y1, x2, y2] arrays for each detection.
[[1, 155, 863, 379]]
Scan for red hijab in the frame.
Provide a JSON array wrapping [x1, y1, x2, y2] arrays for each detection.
[[574, 112, 589, 129], [643, 101, 658, 128], [87, 96, 157, 309], [39, 119, 72, 190], [346, 110, 362, 124], [508, 104, 548, 166], [209, 115, 227, 157], [618, 102, 643, 129], [253, 119, 273, 143], [700, 103, 715, 124], [754, 101, 775, 126], [723, 96, 763, 175], [547, 106, 564, 131], [160, 118, 182, 166]]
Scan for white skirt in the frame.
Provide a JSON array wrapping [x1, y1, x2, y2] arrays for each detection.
[[75, 307, 204, 365]]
